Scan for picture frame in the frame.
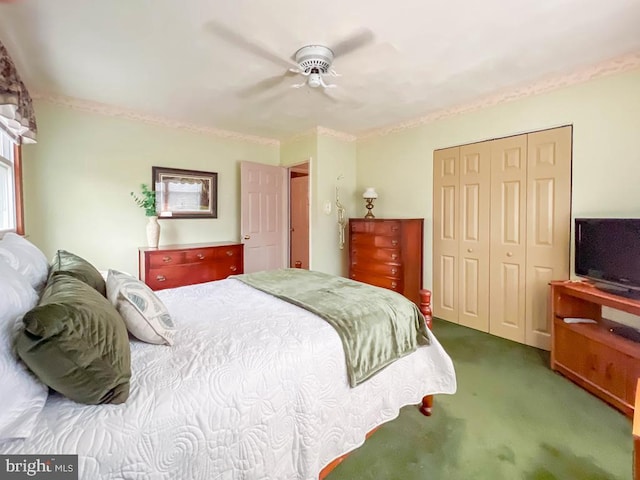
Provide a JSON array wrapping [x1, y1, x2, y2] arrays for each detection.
[[152, 166, 218, 219]]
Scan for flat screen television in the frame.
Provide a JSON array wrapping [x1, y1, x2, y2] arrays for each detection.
[[575, 218, 640, 299]]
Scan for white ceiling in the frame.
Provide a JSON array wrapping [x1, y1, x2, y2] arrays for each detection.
[[1, 0, 639, 141]]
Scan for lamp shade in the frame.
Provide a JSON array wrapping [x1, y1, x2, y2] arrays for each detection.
[[362, 187, 378, 199]]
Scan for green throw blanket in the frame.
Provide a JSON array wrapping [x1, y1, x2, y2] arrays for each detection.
[[232, 269, 430, 387]]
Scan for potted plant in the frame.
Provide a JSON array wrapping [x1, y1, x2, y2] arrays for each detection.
[[131, 184, 160, 247]]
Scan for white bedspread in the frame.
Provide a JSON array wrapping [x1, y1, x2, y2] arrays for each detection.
[[0, 279, 456, 479]]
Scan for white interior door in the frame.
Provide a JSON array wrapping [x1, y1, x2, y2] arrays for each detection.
[[240, 161, 287, 273]]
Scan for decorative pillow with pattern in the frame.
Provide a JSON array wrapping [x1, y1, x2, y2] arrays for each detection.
[[106, 269, 175, 345]]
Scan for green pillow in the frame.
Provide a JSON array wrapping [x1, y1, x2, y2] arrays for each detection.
[[49, 250, 106, 296], [16, 275, 131, 405]]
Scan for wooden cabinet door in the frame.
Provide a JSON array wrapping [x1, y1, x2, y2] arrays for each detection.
[[489, 135, 528, 343], [433, 147, 460, 323], [458, 142, 491, 332], [525, 126, 572, 349], [585, 340, 626, 401]]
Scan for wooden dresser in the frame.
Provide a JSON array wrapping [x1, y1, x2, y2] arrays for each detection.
[[139, 242, 244, 291], [348, 218, 424, 305]]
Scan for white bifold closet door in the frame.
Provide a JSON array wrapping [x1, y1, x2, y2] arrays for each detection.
[[433, 126, 571, 350]]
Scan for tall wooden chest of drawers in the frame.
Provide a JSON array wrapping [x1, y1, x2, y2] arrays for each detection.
[[139, 242, 244, 291], [348, 218, 424, 305]]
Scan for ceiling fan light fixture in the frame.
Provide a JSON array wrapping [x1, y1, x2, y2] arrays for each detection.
[[307, 73, 322, 88]]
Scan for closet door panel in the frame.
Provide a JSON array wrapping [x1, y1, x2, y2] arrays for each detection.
[[458, 142, 491, 331], [489, 135, 527, 343], [525, 126, 572, 349], [433, 147, 459, 323]]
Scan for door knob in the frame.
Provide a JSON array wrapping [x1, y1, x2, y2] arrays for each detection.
[[243, 235, 251, 240]]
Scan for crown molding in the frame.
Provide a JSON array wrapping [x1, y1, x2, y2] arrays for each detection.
[[357, 52, 640, 140], [316, 126, 357, 142], [31, 93, 280, 147], [281, 125, 356, 145]]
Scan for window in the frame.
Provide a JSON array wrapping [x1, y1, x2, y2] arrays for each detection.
[[0, 127, 23, 235]]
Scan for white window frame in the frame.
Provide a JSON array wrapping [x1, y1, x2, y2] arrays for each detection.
[[0, 127, 23, 236]]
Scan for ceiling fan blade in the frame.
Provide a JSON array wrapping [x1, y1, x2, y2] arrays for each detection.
[[237, 71, 295, 98], [330, 28, 375, 58], [204, 20, 298, 70], [319, 88, 339, 103], [319, 88, 363, 107]]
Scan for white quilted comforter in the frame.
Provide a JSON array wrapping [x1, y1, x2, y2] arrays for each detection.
[[1, 279, 456, 479]]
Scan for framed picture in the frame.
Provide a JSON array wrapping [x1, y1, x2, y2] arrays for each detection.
[[152, 166, 218, 219]]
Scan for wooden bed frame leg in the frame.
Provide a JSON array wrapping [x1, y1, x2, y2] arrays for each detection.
[[419, 289, 433, 330], [418, 289, 435, 416], [420, 395, 434, 416]]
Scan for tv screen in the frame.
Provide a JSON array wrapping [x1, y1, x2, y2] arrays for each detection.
[[575, 218, 640, 297]]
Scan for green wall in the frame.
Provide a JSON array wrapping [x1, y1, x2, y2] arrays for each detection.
[[356, 67, 640, 290], [23, 101, 279, 275], [280, 130, 357, 276]]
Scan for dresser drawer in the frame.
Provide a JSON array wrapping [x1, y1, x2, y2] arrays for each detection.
[[215, 257, 242, 277], [213, 245, 242, 260], [350, 220, 402, 236], [148, 251, 188, 267], [146, 264, 217, 290], [351, 233, 401, 249], [184, 248, 213, 263], [349, 270, 403, 293], [351, 246, 401, 263], [350, 260, 402, 278]]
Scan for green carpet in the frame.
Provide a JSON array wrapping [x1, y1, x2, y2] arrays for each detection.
[[327, 319, 632, 480]]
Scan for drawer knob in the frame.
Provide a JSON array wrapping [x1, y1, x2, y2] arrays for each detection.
[[506, 252, 513, 257], [391, 254, 398, 260], [351, 274, 356, 279], [156, 275, 166, 282], [162, 256, 172, 263], [226, 250, 234, 256], [391, 281, 397, 288], [196, 253, 205, 260], [391, 226, 399, 231], [230, 265, 237, 272], [467, 248, 473, 253], [391, 240, 398, 246], [391, 268, 398, 274]]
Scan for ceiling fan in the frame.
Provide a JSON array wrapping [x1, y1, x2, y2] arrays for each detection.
[[204, 21, 374, 97]]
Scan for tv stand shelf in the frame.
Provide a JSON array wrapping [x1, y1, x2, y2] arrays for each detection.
[[551, 281, 640, 417]]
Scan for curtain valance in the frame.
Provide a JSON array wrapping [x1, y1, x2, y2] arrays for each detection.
[[0, 40, 37, 144]]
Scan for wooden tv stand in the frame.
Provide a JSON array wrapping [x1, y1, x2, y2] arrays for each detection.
[[550, 280, 640, 417]]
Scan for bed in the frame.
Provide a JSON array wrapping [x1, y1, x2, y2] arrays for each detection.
[[0, 235, 456, 479]]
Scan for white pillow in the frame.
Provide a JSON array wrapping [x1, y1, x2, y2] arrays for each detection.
[[0, 261, 48, 441], [106, 269, 175, 345], [0, 233, 49, 290]]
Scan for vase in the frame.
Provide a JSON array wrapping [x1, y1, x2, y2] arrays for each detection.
[[146, 216, 160, 248]]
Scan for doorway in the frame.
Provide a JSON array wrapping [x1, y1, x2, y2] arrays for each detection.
[[289, 162, 310, 269]]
